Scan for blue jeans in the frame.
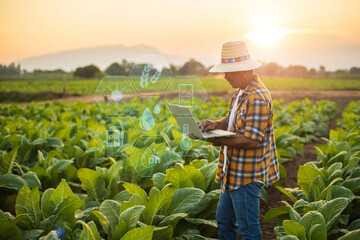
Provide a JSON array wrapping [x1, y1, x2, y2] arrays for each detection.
[[216, 181, 264, 240]]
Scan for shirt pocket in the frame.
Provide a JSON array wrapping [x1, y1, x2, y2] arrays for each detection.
[[233, 108, 246, 132]]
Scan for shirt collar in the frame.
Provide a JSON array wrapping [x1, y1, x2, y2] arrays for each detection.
[[233, 73, 259, 96]]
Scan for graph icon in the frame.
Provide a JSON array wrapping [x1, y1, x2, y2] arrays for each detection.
[[179, 84, 193, 107]]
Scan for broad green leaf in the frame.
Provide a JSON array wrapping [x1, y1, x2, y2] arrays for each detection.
[[308, 223, 327, 240], [53, 196, 84, 227], [263, 206, 289, 223], [327, 162, 342, 177], [282, 220, 306, 240], [45, 138, 63, 148], [163, 168, 194, 189], [281, 201, 301, 222], [77, 220, 97, 240], [347, 219, 360, 231], [153, 225, 173, 240], [92, 210, 110, 235], [21, 171, 42, 189], [190, 189, 220, 215], [327, 151, 347, 167], [112, 221, 127, 240], [39, 231, 58, 240], [31, 138, 47, 146], [99, 200, 121, 232], [338, 229, 360, 240], [200, 163, 217, 190], [15, 185, 41, 228], [340, 177, 360, 192], [317, 197, 350, 231], [184, 165, 205, 190], [52, 159, 73, 174], [153, 172, 166, 189], [128, 193, 144, 205], [21, 229, 44, 239], [149, 186, 160, 198], [120, 226, 154, 240], [275, 186, 297, 202], [119, 205, 145, 230], [87, 221, 102, 240], [184, 217, 218, 228], [326, 169, 343, 184], [142, 184, 176, 225], [41, 188, 55, 218], [78, 168, 106, 201], [120, 201, 138, 214], [45, 179, 75, 218], [297, 165, 326, 199], [112, 190, 131, 202], [0, 220, 21, 240], [274, 226, 287, 239], [0, 147, 18, 174], [298, 211, 326, 234], [158, 213, 188, 228], [107, 160, 122, 189], [316, 177, 343, 201], [123, 183, 148, 205], [280, 236, 300, 240], [308, 175, 325, 202], [167, 188, 205, 214], [0, 173, 26, 190]]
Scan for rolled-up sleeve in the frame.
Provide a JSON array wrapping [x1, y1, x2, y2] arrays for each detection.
[[244, 98, 270, 141]]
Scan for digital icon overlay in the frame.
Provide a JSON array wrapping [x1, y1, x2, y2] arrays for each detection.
[[94, 76, 137, 116], [179, 84, 193, 107]]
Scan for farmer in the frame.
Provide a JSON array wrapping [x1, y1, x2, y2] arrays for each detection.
[[202, 41, 280, 239]]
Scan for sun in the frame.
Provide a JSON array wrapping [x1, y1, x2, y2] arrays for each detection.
[[246, 20, 290, 46], [105, 83, 129, 108]]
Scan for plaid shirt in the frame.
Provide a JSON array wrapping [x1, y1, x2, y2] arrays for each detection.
[[216, 74, 280, 193]]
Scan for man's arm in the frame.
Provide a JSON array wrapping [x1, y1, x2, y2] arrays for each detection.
[[201, 115, 229, 131], [215, 135, 260, 149], [214, 115, 229, 130]]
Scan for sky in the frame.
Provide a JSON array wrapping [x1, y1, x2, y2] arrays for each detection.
[[0, 0, 359, 70]]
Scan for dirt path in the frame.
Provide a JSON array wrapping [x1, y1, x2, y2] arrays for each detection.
[[53, 90, 360, 106]]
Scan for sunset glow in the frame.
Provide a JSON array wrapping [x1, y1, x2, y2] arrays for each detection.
[[246, 20, 291, 46]]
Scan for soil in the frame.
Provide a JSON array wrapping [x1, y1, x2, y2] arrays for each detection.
[[0, 91, 80, 103]]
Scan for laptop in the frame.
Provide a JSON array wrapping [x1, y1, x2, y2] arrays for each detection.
[[168, 104, 235, 139]]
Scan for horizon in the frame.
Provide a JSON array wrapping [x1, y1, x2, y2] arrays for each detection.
[[1, 0, 360, 71]]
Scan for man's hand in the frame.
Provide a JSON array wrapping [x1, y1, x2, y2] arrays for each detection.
[[188, 132, 199, 140], [200, 120, 217, 131], [188, 132, 215, 143], [200, 119, 228, 131]]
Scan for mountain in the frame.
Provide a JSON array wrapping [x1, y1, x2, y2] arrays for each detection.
[[15, 44, 196, 72]]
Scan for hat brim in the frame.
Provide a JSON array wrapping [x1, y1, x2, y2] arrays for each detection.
[[209, 59, 262, 73]]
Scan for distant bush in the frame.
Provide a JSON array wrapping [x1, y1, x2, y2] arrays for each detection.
[[0, 62, 21, 76], [74, 64, 101, 79]]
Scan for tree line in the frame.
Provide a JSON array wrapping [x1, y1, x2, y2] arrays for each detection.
[[1, 60, 360, 79]]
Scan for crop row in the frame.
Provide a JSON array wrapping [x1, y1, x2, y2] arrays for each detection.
[[265, 100, 360, 240], [0, 97, 339, 239]]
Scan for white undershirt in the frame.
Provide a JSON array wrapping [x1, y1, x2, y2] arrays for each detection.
[[223, 89, 243, 173]]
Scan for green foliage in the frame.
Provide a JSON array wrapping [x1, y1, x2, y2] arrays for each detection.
[[272, 100, 360, 240], [0, 97, 345, 239]]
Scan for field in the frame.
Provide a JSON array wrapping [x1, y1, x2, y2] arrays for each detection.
[[1, 75, 360, 239], [1, 75, 360, 101]]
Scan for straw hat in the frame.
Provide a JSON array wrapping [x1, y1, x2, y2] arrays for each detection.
[[209, 41, 262, 72]]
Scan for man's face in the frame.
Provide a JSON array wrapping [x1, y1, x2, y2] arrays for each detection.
[[224, 71, 250, 88]]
